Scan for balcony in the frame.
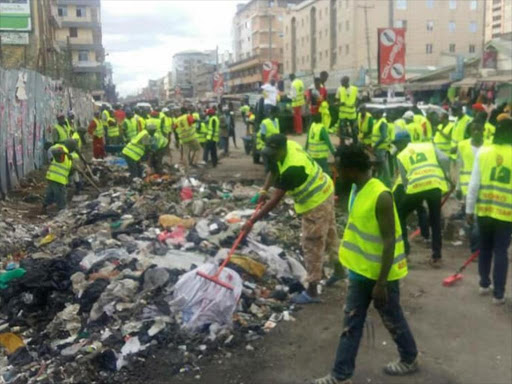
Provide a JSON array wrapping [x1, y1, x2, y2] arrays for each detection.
[[73, 61, 104, 73], [57, 0, 100, 5], [58, 40, 103, 50], [61, 20, 101, 29]]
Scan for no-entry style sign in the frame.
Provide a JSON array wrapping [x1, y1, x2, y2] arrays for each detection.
[[378, 28, 406, 85]]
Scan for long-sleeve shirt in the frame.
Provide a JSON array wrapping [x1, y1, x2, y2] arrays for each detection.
[[398, 147, 450, 190], [465, 151, 482, 215]]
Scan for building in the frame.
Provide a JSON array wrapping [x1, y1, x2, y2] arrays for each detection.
[[228, 0, 300, 93], [194, 63, 217, 99], [283, 0, 486, 87], [55, 0, 105, 97], [171, 50, 216, 98], [485, 0, 512, 41], [103, 62, 117, 103]]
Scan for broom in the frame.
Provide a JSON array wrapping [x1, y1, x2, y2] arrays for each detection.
[[442, 250, 480, 287]]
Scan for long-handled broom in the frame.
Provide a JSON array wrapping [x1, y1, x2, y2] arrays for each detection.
[[196, 204, 263, 290], [442, 250, 480, 287]]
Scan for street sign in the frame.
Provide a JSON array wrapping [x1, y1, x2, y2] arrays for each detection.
[[0, 0, 31, 31], [378, 28, 406, 85]]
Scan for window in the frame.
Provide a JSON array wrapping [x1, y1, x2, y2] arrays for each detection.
[[346, 20, 349, 31], [469, 44, 476, 53], [449, 0, 456, 9], [469, 21, 477, 33], [76, 6, 86, 17], [339, 46, 342, 55], [493, 15, 502, 21], [395, 20, 407, 29], [426, 0, 434, 8], [57, 6, 67, 16], [78, 50, 89, 62], [319, 30, 322, 38], [396, 0, 407, 10], [427, 20, 434, 31], [319, 52, 323, 60], [69, 27, 78, 38], [426, 43, 433, 54], [449, 44, 456, 53], [325, 49, 328, 58], [448, 21, 455, 32], [319, 9, 322, 19], [345, 44, 349, 54], [469, 0, 477, 10]]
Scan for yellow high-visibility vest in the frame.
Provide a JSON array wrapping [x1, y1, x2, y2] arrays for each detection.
[[372, 117, 390, 150], [175, 114, 197, 144], [124, 117, 138, 141], [106, 118, 120, 137], [307, 122, 329, 159], [337, 85, 358, 120], [46, 144, 72, 185], [291, 79, 305, 107], [122, 130, 149, 161], [433, 122, 454, 155], [256, 118, 280, 151], [451, 114, 472, 158], [54, 124, 69, 143], [357, 112, 373, 145], [207, 116, 220, 142], [93, 118, 104, 138], [457, 139, 477, 197]]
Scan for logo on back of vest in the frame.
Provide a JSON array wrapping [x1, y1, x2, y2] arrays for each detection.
[[490, 155, 511, 184]]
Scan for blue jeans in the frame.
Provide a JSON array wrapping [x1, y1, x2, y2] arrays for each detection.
[[477, 217, 512, 299], [332, 278, 418, 380]]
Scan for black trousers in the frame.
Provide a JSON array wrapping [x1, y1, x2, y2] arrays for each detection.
[[394, 184, 430, 240], [203, 140, 218, 166], [399, 188, 442, 259]]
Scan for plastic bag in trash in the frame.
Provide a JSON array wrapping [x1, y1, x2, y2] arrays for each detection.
[[170, 263, 242, 332]]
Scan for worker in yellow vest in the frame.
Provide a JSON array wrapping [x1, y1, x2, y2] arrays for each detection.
[[246, 109, 256, 135], [256, 106, 280, 167], [242, 134, 342, 304], [42, 139, 77, 213], [203, 109, 220, 167], [356, 105, 373, 146], [122, 124, 156, 178], [101, 105, 112, 125], [149, 130, 169, 175], [450, 103, 473, 159], [289, 73, 305, 134], [396, 138, 451, 267], [161, 108, 174, 141], [146, 110, 163, 135], [466, 118, 512, 305], [371, 109, 392, 187], [176, 107, 200, 169], [402, 111, 422, 143], [336, 76, 358, 142], [52, 114, 70, 144], [105, 117, 122, 146], [433, 111, 454, 156], [314, 144, 417, 384], [305, 113, 336, 174], [123, 108, 139, 143], [240, 101, 251, 124]]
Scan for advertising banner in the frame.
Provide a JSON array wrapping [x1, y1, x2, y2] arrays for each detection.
[[213, 72, 224, 95], [262, 60, 279, 84], [0, 0, 31, 31], [378, 28, 406, 85]]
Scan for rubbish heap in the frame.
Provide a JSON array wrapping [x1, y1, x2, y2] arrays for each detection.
[[0, 175, 313, 383]]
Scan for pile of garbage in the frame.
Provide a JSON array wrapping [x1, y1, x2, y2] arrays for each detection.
[[0, 176, 310, 383]]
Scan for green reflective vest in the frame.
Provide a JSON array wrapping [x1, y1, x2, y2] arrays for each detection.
[[291, 79, 305, 107], [146, 117, 162, 135], [207, 116, 220, 142], [457, 139, 480, 197], [124, 117, 138, 141], [72, 131, 82, 151], [337, 85, 358, 120], [162, 116, 173, 135], [476, 144, 512, 222], [153, 131, 169, 150], [54, 124, 69, 143], [371, 117, 390, 150], [357, 112, 373, 145], [106, 118, 120, 137], [413, 114, 433, 142], [397, 142, 449, 195], [307, 122, 329, 159], [176, 114, 197, 144], [339, 178, 408, 281], [277, 140, 334, 214], [122, 130, 150, 161], [93, 118, 104, 138], [451, 114, 472, 158], [46, 144, 72, 185], [257, 118, 280, 150], [433, 122, 454, 155]]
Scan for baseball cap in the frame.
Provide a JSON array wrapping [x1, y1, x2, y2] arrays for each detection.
[[262, 134, 287, 157]]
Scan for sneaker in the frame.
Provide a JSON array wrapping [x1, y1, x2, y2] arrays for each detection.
[[311, 373, 352, 384], [492, 297, 506, 305], [429, 258, 442, 269], [479, 286, 491, 296], [290, 291, 321, 305], [383, 359, 419, 376]]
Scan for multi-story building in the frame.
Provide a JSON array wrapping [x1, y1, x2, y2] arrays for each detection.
[[229, 0, 301, 93], [194, 63, 217, 99], [485, 0, 512, 41], [55, 0, 105, 97], [171, 50, 216, 98], [283, 0, 486, 86]]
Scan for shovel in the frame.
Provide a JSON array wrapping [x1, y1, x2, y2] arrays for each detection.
[[443, 250, 480, 287]]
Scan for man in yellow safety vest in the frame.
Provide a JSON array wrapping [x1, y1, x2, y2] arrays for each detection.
[[122, 123, 157, 178], [256, 106, 280, 168], [433, 111, 454, 156], [305, 112, 336, 174], [52, 114, 70, 144], [203, 109, 220, 167], [176, 106, 200, 169], [313, 144, 418, 384], [289, 73, 305, 134], [336, 76, 358, 142], [356, 105, 373, 146]]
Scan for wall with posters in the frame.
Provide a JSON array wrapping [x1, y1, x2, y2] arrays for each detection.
[[0, 67, 94, 196]]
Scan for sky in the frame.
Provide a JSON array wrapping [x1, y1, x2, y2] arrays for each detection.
[[101, 0, 241, 97]]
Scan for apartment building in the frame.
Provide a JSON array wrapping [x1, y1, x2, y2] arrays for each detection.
[[171, 50, 216, 98], [55, 0, 105, 95], [283, 0, 486, 85], [485, 0, 512, 41]]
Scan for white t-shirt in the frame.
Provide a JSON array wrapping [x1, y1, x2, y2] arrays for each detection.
[[261, 84, 278, 106]]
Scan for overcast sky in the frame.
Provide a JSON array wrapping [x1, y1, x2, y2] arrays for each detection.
[[102, 0, 241, 97]]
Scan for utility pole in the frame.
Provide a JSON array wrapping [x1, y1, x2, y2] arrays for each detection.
[[268, 13, 272, 61], [357, 4, 374, 84]]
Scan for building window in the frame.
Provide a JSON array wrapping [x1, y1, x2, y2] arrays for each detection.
[[469, 0, 477, 10], [346, 20, 349, 31], [427, 20, 434, 31], [469, 44, 475, 53], [395, 20, 407, 29], [448, 21, 455, 32], [426, 43, 433, 54], [339, 46, 342, 54], [76, 6, 86, 17], [493, 15, 502, 21], [319, 52, 322, 60], [469, 21, 477, 33], [78, 50, 89, 62], [58, 6, 67, 17], [449, 0, 456, 9], [69, 27, 78, 38], [449, 44, 456, 53], [426, 0, 434, 8], [325, 49, 329, 58], [396, 0, 407, 10], [345, 44, 349, 54], [319, 9, 322, 19], [319, 30, 322, 38]]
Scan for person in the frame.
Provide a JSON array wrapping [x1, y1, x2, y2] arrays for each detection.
[[52, 114, 70, 144], [256, 106, 281, 169], [336, 76, 358, 142], [195, 112, 208, 149], [88, 111, 105, 159], [261, 78, 279, 116], [122, 123, 156, 178], [356, 105, 373, 146], [240, 98, 251, 124], [146, 110, 163, 135], [123, 108, 138, 142], [450, 102, 473, 159], [313, 145, 417, 384], [176, 107, 200, 169], [149, 130, 169, 175], [466, 118, 512, 305], [472, 108, 495, 143], [42, 139, 77, 213], [113, 104, 126, 126], [371, 109, 392, 187], [105, 117, 122, 146], [242, 134, 341, 304], [289, 73, 305, 134], [402, 111, 422, 143], [433, 110, 454, 156], [204, 109, 219, 167], [246, 108, 256, 136], [396, 137, 451, 267], [307, 77, 323, 116], [134, 107, 146, 132], [227, 102, 237, 148], [319, 71, 332, 132], [305, 113, 336, 175], [101, 105, 112, 125]]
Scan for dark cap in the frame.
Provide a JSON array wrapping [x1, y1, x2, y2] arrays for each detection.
[[262, 134, 287, 156]]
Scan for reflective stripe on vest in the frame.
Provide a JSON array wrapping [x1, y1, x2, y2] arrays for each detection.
[[476, 144, 512, 222], [162, 116, 173, 135], [457, 139, 477, 197], [93, 118, 104, 138], [176, 114, 197, 143], [371, 117, 390, 150], [154, 132, 169, 150], [338, 86, 358, 120], [433, 122, 454, 155], [122, 130, 149, 161], [291, 79, 305, 107], [307, 122, 329, 159], [339, 178, 408, 281], [46, 144, 72, 185], [257, 118, 280, 150], [146, 117, 162, 135], [124, 118, 138, 140], [106, 118, 120, 137], [54, 124, 69, 143], [397, 142, 449, 194], [277, 141, 334, 214], [207, 116, 220, 142]]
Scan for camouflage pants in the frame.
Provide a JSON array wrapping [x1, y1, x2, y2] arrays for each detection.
[[301, 193, 339, 283]]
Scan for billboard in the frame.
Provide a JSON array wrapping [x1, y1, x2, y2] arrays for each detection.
[[378, 28, 406, 85], [213, 72, 224, 95], [262, 60, 279, 84], [0, 0, 31, 31]]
